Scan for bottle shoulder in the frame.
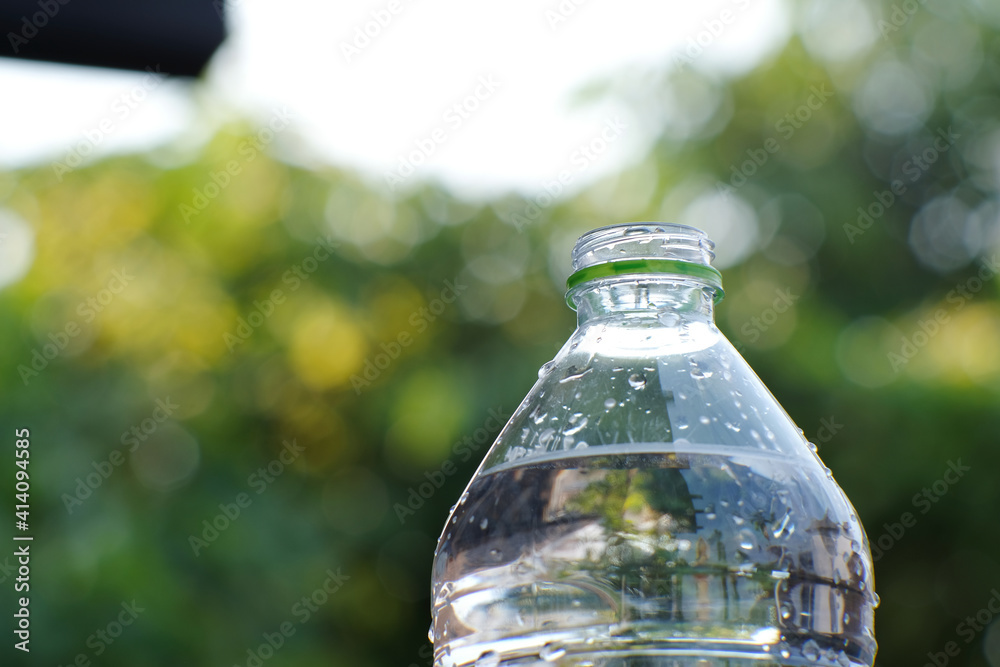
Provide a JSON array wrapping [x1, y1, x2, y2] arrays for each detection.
[[482, 327, 816, 472]]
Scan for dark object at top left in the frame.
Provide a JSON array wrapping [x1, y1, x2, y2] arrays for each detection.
[[0, 0, 226, 77]]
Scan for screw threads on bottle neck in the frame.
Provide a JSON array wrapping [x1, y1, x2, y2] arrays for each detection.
[[571, 223, 716, 271]]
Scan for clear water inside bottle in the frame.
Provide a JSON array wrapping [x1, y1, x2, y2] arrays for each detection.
[[430, 224, 877, 667], [432, 445, 876, 667]]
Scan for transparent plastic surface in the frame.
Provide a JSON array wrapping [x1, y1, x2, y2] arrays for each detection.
[[431, 225, 877, 667]]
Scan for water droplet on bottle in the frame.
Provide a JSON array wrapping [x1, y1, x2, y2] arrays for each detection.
[[540, 643, 567, 661], [480, 518, 489, 530], [565, 415, 588, 435], [725, 421, 741, 433], [738, 531, 755, 550], [604, 398, 617, 409], [537, 361, 554, 379], [530, 406, 546, 424], [690, 365, 713, 379], [873, 592, 881, 608], [732, 515, 745, 526], [843, 612, 851, 624], [803, 639, 820, 661], [433, 582, 455, 607], [658, 311, 680, 327], [780, 602, 793, 619], [489, 548, 502, 560], [539, 428, 556, 446], [705, 512, 716, 520], [780, 647, 791, 659], [476, 650, 501, 667], [699, 415, 710, 425], [427, 625, 435, 642], [676, 416, 689, 430], [560, 365, 593, 384], [628, 373, 646, 389], [771, 513, 791, 538]]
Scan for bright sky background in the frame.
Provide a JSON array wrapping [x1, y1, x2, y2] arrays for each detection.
[[0, 0, 790, 199]]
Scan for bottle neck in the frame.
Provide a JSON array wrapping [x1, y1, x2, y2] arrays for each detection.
[[571, 276, 717, 327]]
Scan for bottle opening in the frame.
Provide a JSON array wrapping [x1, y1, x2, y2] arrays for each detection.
[[566, 223, 724, 309], [571, 222, 716, 271]]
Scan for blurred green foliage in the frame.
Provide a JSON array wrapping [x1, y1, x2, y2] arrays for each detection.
[[2, 0, 1000, 666]]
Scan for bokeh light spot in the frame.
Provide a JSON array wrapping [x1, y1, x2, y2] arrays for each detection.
[[853, 60, 933, 136], [678, 190, 759, 269], [798, 0, 877, 63], [0, 208, 34, 289], [835, 316, 900, 388], [129, 422, 200, 491], [385, 368, 470, 470], [288, 299, 368, 390], [909, 194, 977, 273]]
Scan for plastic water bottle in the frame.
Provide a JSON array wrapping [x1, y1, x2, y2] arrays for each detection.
[[430, 223, 877, 667]]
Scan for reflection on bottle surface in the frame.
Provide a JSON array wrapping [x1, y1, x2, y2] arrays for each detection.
[[433, 447, 874, 667]]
